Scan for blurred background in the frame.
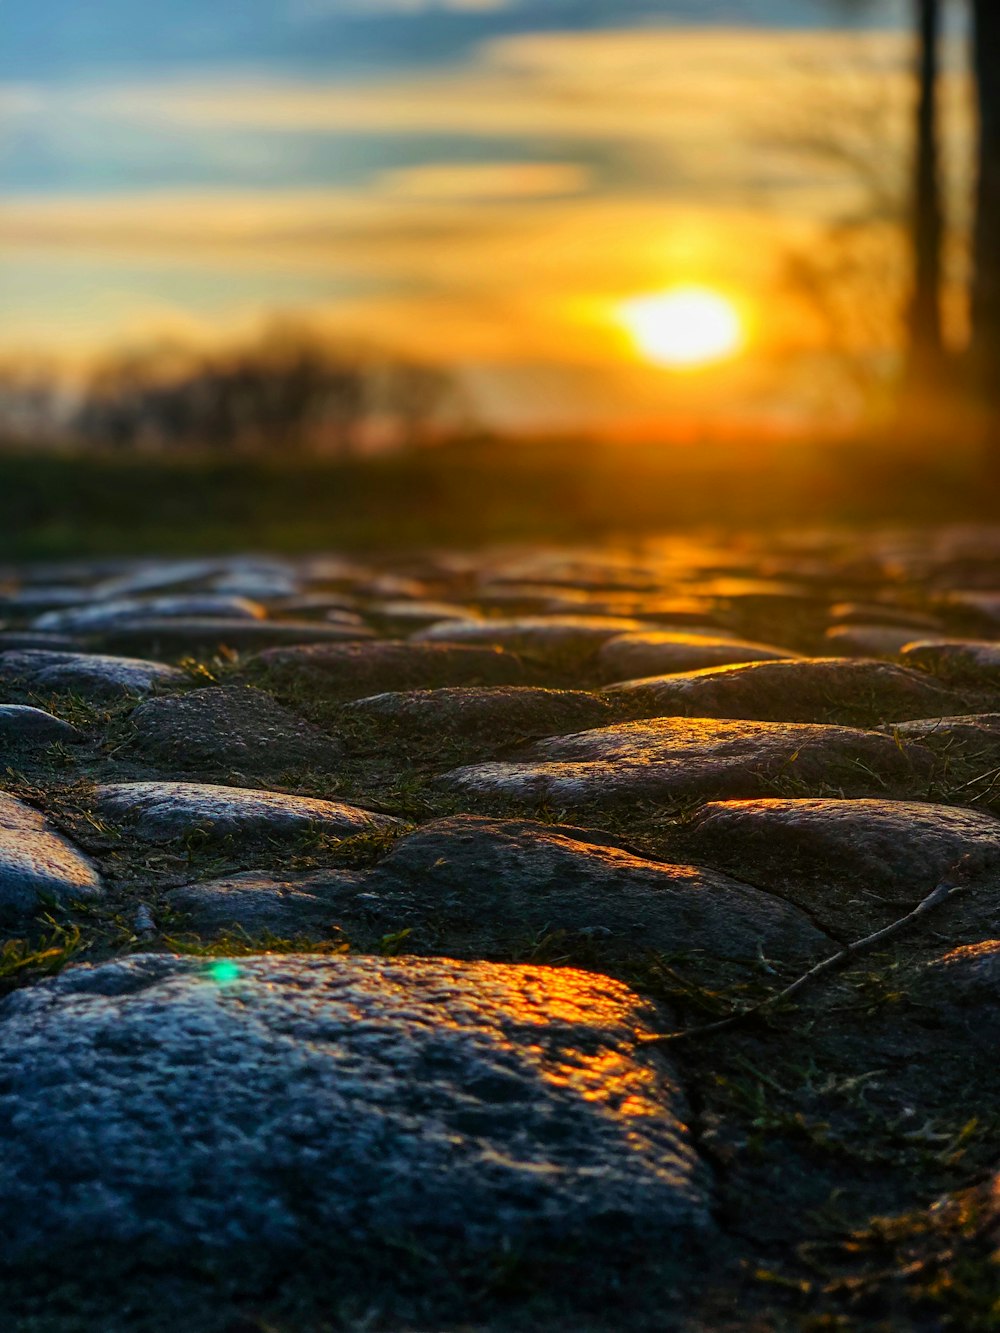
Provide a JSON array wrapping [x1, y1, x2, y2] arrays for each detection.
[[1, 0, 997, 549]]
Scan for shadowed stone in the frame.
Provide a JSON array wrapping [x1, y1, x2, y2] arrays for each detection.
[[828, 602, 944, 630], [901, 639, 1000, 680], [0, 953, 710, 1281], [0, 587, 94, 615], [254, 640, 524, 699], [33, 595, 266, 633], [93, 559, 221, 599], [439, 717, 928, 808], [209, 569, 299, 599], [943, 591, 1000, 626], [596, 632, 796, 682], [0, 792, 102, 918], [884, 712, 1000, 751], [370, 599, 475, 627], [824, 625, 944, 657], [128, 686, 343, 774], [911, 942, 1000, 1046], [163, 869, 365, 937], [0, 705, 81, 745], [365, 815, 829, 964], [0, 633, 81, 652], [0, 649, 185, 698], [917, 941, 1000, 1007], [685, 798, 1000, 935], [605, 658, 958, 725], [96, 781, 401, 842], [95, 618, 374, 658], [345, 686, 616, 739], [414, 615, 654, 653]]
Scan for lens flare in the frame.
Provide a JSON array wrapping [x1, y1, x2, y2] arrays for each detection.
[[618, 286, 744, 368], [208, 960, 241, 985]]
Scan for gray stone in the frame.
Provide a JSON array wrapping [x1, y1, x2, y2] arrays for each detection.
[[0, 792, 102, 918], [440, 717, 928, 808], [0, 586, 94, 615], [0, 649, 186, 698], [685, 798, 1000, 934], [414, 615, 654, 653], [345, 686, 616, 738], [96, 781, 401, 842], [0, 633, 81, 652], [93, 559, 222, 599], [33, 595, 266, 633], [0, 704, 82, 745], [95, 618, 374, 658], [605, 658, 958, 725], [367, 815, 828, 964], [209, 570, 299, 598], [596, 632, 796, 682], [0, 953, 710, 1277], [128, 686, 343, 774], [254, 640, 525, 698], [270, 593, 360, 617], [163, 869, 365, 937], [370, 599, 475, 627]]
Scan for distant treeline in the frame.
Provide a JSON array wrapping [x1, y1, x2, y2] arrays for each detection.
[[0, 326, 471, 456]]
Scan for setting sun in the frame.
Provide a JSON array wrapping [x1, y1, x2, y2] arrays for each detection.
[[618, 287, 744, 369]]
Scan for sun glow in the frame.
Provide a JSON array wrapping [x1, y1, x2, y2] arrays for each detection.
[[618, 286, 744, 368]]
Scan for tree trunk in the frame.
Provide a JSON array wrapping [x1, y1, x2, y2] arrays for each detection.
[[905, 0, 945, 385], [970, 0, 1000, 473]]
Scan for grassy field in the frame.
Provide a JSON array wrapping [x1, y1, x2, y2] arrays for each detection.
[[0, 433, 991, 559]]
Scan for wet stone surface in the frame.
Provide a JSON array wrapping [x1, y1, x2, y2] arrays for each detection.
[[2, 536, 1000, 1329]]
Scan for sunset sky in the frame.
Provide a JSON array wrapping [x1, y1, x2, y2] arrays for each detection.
[[0, 0, 975, 433]]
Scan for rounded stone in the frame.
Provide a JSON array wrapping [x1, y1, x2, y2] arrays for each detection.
[[128, 686, 344, 775], [254, 640, 525, 699], [605, 658, 959, 725], [0, 953, 710, 1280], [344, 686, 616, 738], [0, 649, 186, 698], [96, 781, 401, 842], [0, 792, 102, 919], [0, 704, 82, 745], [366, 815, 829, 964], [596, 632, 797, 682], [440, 716, 929, 808]]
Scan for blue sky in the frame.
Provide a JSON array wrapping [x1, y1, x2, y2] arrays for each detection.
[[1, 0, 964, 432]]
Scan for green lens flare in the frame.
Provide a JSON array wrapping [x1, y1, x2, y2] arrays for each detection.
[[208, 960, 241, 985]]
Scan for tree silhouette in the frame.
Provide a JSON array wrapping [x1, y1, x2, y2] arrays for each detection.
[[904, 0, 946, 386], [970, 0, 1000, 471]]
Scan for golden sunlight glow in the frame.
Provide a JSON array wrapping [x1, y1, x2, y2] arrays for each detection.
[[617, 286, 744, 368]]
